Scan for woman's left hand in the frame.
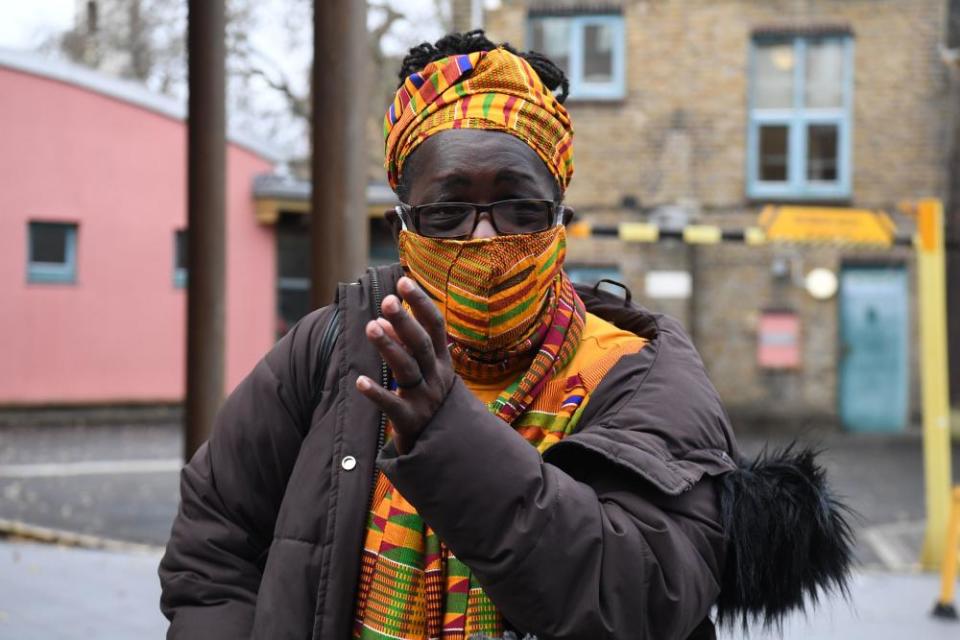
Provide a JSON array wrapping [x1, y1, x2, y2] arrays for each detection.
[[356, 276, 457, 454]]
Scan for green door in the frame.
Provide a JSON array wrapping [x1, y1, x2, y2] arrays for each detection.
[[839, 266, 909, 432]]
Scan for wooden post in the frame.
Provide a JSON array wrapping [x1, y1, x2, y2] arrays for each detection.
[[310, 0, 368, 309], [184, 0, 226, 461]]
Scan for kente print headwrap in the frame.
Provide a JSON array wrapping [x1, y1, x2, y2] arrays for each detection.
[[383, 48, 575, 190]]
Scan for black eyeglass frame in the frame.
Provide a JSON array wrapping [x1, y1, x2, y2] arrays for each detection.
[[395, 199, 564, 239]]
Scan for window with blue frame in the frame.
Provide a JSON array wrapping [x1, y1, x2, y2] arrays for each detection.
[[27, 221, 77, 284], [747, 33, 854, 200], [566, 264, 623, 288], [174, 229, 188, 288], [528, 13, 625, 100]]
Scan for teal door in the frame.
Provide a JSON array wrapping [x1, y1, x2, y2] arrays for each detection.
[[839, 266, 909, 432]]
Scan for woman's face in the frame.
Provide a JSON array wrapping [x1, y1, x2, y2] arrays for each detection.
[[396, 129, 562, 239]]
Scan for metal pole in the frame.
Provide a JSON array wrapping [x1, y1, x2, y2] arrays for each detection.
[[916, 198, 953, 570], [311, 0, 368, 309], [931, 487, 960, 618], [184, 0, 226, 461]]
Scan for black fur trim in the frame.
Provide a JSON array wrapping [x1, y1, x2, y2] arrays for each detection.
[[716, 444, 856, 630]]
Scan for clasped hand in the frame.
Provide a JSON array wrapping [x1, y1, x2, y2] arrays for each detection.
[[356, 277, 456, 454]]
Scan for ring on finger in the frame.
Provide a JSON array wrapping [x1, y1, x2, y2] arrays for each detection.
[[395, 375, 424, 390]]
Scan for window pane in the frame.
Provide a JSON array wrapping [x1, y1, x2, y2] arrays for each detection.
[[30, 223, 69, 263], [583, 23, 614, 83], [805, 39, 844, 108], [277, 224, 310, 279], [175, 230, 188, 270], [277, 288, 311, 337], [530, 18, 571, 78], [759, 125, 790, 181], [567, 265, 622, 288], [369, 218, 399, 265], [753, 42, 794, 108], [807, 124, 839, 181]]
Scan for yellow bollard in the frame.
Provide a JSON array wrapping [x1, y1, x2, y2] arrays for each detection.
[[913, 199, 953, 571], [932, 487, 960, 620]]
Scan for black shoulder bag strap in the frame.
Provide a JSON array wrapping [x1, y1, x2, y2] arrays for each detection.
[[310, 263, 403, 409], [311, 306, 341, 409]]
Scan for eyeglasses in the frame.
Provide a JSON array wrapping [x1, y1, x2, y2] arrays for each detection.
[[396, 199, 562, 239]]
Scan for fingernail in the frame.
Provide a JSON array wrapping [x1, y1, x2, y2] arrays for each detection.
[[382, 297, 399, 314], [356, 376, 370, 390], [367, 322, 383, 338], [398, 277, 414, 293]]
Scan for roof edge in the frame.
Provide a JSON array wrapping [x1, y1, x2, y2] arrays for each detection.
[[0, 47, 287, 163]]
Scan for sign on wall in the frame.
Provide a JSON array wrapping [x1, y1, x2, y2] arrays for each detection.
[[645, 270, 692, 299], [759, 206, 896, 246], [757, 310, 801, 369]]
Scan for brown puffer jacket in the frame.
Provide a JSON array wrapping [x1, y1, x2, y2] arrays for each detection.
[[157, 264, 769, 639]]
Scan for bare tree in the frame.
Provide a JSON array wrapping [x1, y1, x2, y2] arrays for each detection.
[[47, 0, 450, 164]]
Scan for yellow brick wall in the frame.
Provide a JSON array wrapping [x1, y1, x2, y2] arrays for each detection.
[[487, 0, 950, 211], [486, 0, 945, 424]]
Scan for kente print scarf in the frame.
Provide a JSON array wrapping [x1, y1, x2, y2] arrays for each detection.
[[383, 48, 574, 191], [352, 231, 587, 640]]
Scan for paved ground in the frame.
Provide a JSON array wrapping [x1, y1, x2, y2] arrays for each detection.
[[0, 421, 959, 638], [0, 424, 180, 545], [0, 540, 166, 639], [2, 422, 957, 567], [716, 570, 960, 639], [0, 538, 957, 639]]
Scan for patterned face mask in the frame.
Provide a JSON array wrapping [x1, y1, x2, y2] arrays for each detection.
[[398, 225, 566, 355]]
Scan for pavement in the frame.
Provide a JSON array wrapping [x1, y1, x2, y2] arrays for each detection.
[[0, 539, 956, 639], [0, 421, 959, 637], [0, 423, 180, 546], [0, 540, 166, 640]]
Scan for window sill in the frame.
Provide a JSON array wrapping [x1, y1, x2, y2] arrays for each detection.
[[27, 268, 77, 285], [565, 95, 627, 107], [746, 194, 853, 207]]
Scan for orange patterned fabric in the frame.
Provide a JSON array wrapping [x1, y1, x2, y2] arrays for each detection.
[[398, 226, 585, 424], [383, 48, 574, 190], [352, 313, 647, 639], [397, 226, 567, 355]]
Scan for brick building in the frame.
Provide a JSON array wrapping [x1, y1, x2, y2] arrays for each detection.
[[483, 0, 955, 430]]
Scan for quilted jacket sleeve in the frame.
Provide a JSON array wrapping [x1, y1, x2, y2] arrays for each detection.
[[378, 320, 735, 640], [158, 306, 334, 639]]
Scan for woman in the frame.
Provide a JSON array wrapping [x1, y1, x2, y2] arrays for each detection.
[[160, 32, 852, 640]]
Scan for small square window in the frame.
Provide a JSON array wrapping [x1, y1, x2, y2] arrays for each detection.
[[174, 229, 188, 288], [27, 222, 77, 284], [528, 14, 626, 101]]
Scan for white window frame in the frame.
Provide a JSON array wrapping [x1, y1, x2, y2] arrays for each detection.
[[527, 13, 626, 101]]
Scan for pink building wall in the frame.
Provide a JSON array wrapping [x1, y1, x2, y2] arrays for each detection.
[[0, 64, 276, 404]]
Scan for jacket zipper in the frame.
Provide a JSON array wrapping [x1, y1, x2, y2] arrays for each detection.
[[365, 268, 389, 511]]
